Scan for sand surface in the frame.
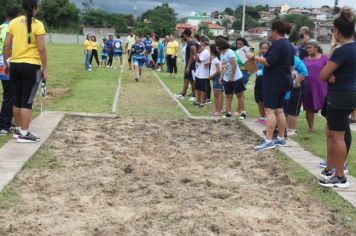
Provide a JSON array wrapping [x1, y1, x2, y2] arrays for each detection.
[[0, 117, 352, 235]]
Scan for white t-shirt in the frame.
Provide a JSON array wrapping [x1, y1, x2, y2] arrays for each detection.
[[210, 56, 220, 77], [181, 44, 187, 63], [194, 49, 210, 79], [220, 49, 242, 82]]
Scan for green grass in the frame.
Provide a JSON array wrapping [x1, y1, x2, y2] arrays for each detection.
[[155, 63, 356, 177]]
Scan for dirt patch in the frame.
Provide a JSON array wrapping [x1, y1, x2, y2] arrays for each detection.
[[0, 117, 353, 235]]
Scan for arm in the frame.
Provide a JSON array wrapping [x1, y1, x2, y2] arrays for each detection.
[[320, 61, 339, 82], [209, 62, 221, 80], [229, 57, 237, 81], [36, 35, 48, 80], [3, 33, 12, 74], [186, 45, 196, 73]]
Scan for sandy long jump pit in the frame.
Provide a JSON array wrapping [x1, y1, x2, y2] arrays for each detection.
[[0, 117, 353, 235]]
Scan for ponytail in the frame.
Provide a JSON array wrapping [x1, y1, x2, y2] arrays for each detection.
[[22, 0, 38, 44], [26, 7, 32, 44]]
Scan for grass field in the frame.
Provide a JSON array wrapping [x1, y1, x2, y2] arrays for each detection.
[[0, 43, 355, 233]]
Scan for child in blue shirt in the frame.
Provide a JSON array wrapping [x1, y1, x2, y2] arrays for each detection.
[[131, 36, 146, 82], [100, 38, 108, 67], [113, 35, 123, 69]]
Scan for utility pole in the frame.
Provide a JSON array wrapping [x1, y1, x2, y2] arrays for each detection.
[[134, 0, 138, 19], [241, 0, 246, 37]]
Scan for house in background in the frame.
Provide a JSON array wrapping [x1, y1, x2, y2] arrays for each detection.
[[175, 23, 197, 35], [187, 13, 212, 26]]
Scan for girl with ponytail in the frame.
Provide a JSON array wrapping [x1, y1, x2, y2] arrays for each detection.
[[319, 7, 356, 188], [3, 0, 47, 143]]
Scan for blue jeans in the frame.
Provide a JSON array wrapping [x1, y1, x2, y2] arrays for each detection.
[[85, 51, 92, 70]]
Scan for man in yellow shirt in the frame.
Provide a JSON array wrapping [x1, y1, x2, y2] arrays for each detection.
[[3, 0, 47, 143], [166, 35, 179, 79], [84, 34, 93, 71], [125, 30, 135, 70]]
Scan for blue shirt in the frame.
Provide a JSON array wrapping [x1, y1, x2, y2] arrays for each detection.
[[158, 41, 164, 58], [329, 41, 356, 92], [101, 43, 107, 55], [113, 39, 123, 53], [264, 38, 294, 86], [106, 39, 114, 52], [132, 42, 145, 59], [293, 56, 308, 77], [143, 39, 152, 52], [256, 55, 265, 77]]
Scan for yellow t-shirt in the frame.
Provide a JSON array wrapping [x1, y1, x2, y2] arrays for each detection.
[[167, 40, 179, 55], [8, 16, 46, 65], [84, 39, 92, 51], [126, 35, 135, 50], [152, 41, 158, 49], [91, 41, 99, 50]]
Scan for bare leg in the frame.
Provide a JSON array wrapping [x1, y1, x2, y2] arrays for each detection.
[[20, 108, 32, 130], [225, 94, 233, 113], [306, 110, 315, 131], [328, 130, 347, 177], [258, 102, 265, 117], [13, 106, 21, 127], [237, 92, 245, 113], [190, 80, 196, 97], [287, 115, 298, 130], [265, 108, 277, 140], [275, 108, 287, 138]]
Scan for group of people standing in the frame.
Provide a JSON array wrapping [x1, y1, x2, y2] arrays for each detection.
[[0, 0, 47, 143], [84, 34, 124, 71]]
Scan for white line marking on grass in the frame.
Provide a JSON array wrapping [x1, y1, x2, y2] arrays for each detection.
[[112, 62, 125, 114], [153, 72, 192, 118]]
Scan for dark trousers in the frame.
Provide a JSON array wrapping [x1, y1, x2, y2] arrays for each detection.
[[90, 49, 100, 66], [206, 80, 211, 100], [167, 55, 177, 74], [0, 80, 15, 130], [166, 55, 171, 72], [107, 51, 114, 67]]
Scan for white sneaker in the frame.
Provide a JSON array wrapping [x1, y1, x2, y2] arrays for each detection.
[[287, 129, 297, 136], [189, 97, 197, 102], [87, 68, 92, 71], [157, 68, 162, 72], [175, 93, 185, 99]]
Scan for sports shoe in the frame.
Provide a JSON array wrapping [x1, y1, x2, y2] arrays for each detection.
[[223, 112, 233, 118], [192, 101, 199, 106], [87, 68, 92, 71], [198, 104, 205, 108], [0, 129, 10, 135], [175, 93, 185, 99], [239, 111, 247, 120], [189, 97, 197, 102], [320, 168, 334, 180], [287, 129, 297, 136], [157, 68, 162, 72], [319, 162, 349, 174], [318, 175, 349, 189], [17, 131, 40, 143], [204, 99, 211, 104], [273, 138, 287, 147], [12, 129, 21, 139], [255, 140, 276, 151], [10, 124, 16, 131], [256, 118, 266, 126]]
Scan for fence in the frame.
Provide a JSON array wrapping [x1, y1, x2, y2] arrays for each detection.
[[45, 33, 128, 44]]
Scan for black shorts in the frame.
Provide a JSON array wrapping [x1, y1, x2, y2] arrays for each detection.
[[195, 78, 209, 92], [152, 49, 158, 63], [326, 106, 354, 131], [263, 81, 292, 109], [223, 79, 246, 95], [254, 76, 263, 103], [287, 83, 306, 116], [10, 63, 41, 109]]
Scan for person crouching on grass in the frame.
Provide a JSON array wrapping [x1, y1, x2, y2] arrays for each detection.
[[193, 42, 210, 108], [3, 0, 47, 143], [215, 38, 244, 118], [209, 44, 223, 116], [254, 41, 270, 125], [246, 20, 295, 151], [131, 35, 146, 82]]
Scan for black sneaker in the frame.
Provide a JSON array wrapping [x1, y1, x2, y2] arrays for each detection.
[[239, 111, 247, 120], [204, 99, 211, 104], [223, 112, 233, 118], [193, 101, 199, 106], [318, 175, 349, 189], [198, 104, 205, 108], [320, 168, 334, 180], [0, 129, 10, 135], [17, 131, 40, 143], [10, 123, 16, 131]]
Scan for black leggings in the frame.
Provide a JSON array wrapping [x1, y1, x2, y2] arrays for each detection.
[[107, 51, 114, 67], [10, 63, 41, 109], [90, 49, 99, 66], [167, 55, 177, 74]]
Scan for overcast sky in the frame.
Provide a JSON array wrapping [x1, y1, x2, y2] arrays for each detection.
[[71, 0, 356, 17]]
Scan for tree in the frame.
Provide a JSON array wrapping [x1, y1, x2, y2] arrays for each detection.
[[41, 0, 79, 29], [140, 3, 177, 36], [0, 0, 21, 22], [134, 22, 154, 37], [224, 7, 234, 16], [82, 9, 107, 27], [232, 15, 259, 31], [283, 14, 315, 42], [197, 23, 214, 39]]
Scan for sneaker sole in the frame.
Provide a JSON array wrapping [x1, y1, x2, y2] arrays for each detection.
[[275, 143, 287, 147], [318, 181, 350, 189], [255, 145, 276, 151], [17, 138, 40, 143]]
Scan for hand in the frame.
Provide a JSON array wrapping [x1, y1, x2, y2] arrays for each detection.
[[246, 53, 255, 60], [229, 76, 234, 82], [41, 70, 48, 81], [331, 34, 337, 46], [220, 79, 224, 84], [4, 64, 9, 76], [185, 68, 190, 74], [328, 75, 335, 84]]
